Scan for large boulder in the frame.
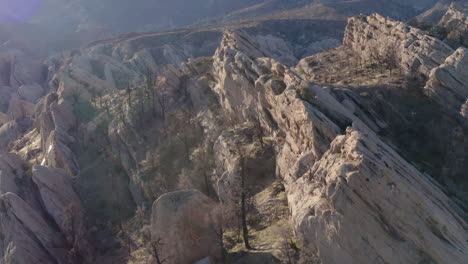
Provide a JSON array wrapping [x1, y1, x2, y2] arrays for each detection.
[[18, 83, 44, 103], [7, 96, 35, 120], [0, 151, 25, 195], [151, 190, 221, 264], [0, 121, 20, 148]]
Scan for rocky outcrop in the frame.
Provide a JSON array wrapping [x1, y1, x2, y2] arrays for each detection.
[[210, 30, 467, 264], [461, 99, 468, 118], [437, 2, 468, 48], [292, 128, 467, 264], [343, 13, 453, 76], [18, 83, 44, 103], [0, 121, 20, 148], [0, 151, 26, 195], [151, 190, 221, 264], [425, 47, 468, 121], [0, 10, 465, 264], [0, 192, 68, 264], [0, 151, 94, 263], [32, 165, 94, 262], [34, 93, 78, 175], [7, 96, 35, 121]]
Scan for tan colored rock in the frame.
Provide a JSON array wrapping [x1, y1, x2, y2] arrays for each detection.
[[461, 99, 468, 118], [343, 13, 454, 76], [289, 128, 467, 264], [35, 93, 78, 175], [424, 47, 468, 120], [18, 83, 44, 103], [211, 30, 468, 264], [32, 165, 94, 262], [437, 2, 468, 48], [0, 113, 9, 124], [151, 190, 221, 264], [0, 151, 25, 195], [0, 121, 20, 148], [7, 96, 34, 120], [0, 192, 68, 264], [0, 54, 45, 89]]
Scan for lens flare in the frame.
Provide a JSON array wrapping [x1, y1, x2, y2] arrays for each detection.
[[0, 0, 43, 23]]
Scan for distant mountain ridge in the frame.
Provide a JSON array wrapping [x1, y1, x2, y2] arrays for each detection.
[[1, 0, 447, 33]]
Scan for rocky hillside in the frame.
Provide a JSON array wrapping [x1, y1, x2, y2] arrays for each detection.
[[0, 5, 467, 264], [410, 1, 468, 48]]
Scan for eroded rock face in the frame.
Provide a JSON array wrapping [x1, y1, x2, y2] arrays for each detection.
[[34, 93, 78, 175], [18, 84, 44, 103], [292, 128, 467, 264], [210, 30, 467, 264], [0, 192, 68, 264], [343, 13, 453, 76], [425, 47, 468, 121], [0, 151, 25, 195], [437, 2, 468, 48], [0, 152, 94, 264], [151, 190, 220, 264], [32, 165, 93, 262], [0, 121, 20, 148], [7, 96, 35, 121]]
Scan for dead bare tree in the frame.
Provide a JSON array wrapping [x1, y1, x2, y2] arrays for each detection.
[[150, 237, 169, 264], [208, 204, 229, 262], [155, 77, 169, 129], [125, 82, 133, 108], [238, 148, 252, 250], [384, 43, 400, 75]]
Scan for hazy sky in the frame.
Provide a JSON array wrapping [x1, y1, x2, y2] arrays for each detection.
[[0, 0, 42, 22]]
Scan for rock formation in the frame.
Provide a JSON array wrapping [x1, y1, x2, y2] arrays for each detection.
[[209, 29, 467, 263], [437, 2, 468, 48], [344, 13, 453, 77], [151, 190, 221, 264], [425, 47, 468, 121], [0, 4, 466, 264]]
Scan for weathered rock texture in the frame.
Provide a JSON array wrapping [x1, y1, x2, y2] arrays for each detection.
[[0, 150, 93, 263], [0, 192, 68, 264], [437, 2, 468, 48], [151, 190, 220, 264], [0, 8, 466, 264], [292, 128, 467, 264], [425, 47, 468, 121], [209, 29, 467, 264], [343, 13, 453, 76], [33, 165, 93, 262]]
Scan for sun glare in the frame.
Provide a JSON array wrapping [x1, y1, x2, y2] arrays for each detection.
[[0, 0, 42, 23]]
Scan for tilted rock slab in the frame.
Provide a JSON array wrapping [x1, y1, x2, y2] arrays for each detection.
[[344, 13, 454, 76], [0, 192, 68, 264], [32, 165, 94, 262], [211, 30, 468, 263], [425, 47, 468, 121], [291, 128, 467, 264]]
